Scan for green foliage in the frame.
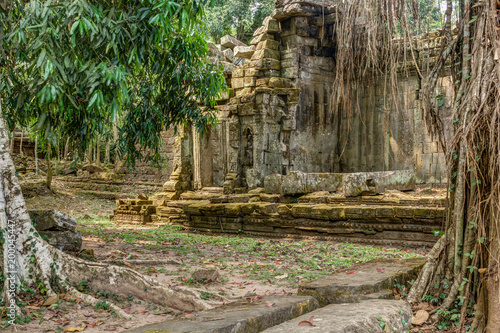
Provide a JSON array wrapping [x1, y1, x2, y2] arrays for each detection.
[[0, 0, 226, 167], [204, 0, 274, 43]]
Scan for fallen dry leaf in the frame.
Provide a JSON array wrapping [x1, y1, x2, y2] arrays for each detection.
[[376, 268, 385, 273], [412, 310, 430, 326], [184, 313, 199, 318], [64, 323, 86, 332], [298, 316, 316, 327], [104, 327, 117, 331], [266, 302, 276, 307], [478, 268, 487, 274], [43, 295, 59, 306]]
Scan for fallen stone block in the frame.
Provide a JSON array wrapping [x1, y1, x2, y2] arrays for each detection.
[[342, 170, 416, 197], [234, 45, 256, 59], [222, 48, 234, 62], [126, 295, 319, 333], [220, 35, 246, 49], [29, 210, 77, 231], [39, 230, 82, 252], [262, 299, 412, 333]]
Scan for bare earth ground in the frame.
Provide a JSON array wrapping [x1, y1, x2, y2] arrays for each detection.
[[1, 175, 438, 332]]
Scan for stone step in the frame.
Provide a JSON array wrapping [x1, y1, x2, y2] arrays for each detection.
[[261, 299, 412, 333], [298, 257, 426, 306], [125, 296, 319, 333]]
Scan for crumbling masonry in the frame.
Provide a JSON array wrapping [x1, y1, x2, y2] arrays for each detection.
[[114, 0, 452, 246]]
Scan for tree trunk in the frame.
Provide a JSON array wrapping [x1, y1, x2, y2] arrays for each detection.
[[96, 137, 100, 166], [19, 130, 23, 156], [64, 137, 69, 161], [113, 112, 119, 170], [34, 135, 38, 175], [0, 112, 210, 323], [46, 141, 52, 189], [105, 139, 110, 165]]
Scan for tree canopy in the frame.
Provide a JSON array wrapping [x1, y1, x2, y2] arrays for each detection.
[[0, 0, 226, 167], [204, 0, 274, 43]]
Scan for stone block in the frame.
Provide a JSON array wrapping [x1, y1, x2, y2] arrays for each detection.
[[220, 35, 246, 49], [238, 103, 256, 116], [221, 61, 237, 74], [269, 77, 292, 88], [281, 171, 309, 195], [29, 210, 77, 231], [250, 33, 275, 45], [256, 78, 270, 87], [222, 48, 234, 62], [240, 203, 256, 215], [263, 17, 280, 34], [208, 42, 224, 60], [253, 58, 281, 70], [256, 39, 280, 51], [39, 230, 82, 252], [224, 203, 242, 217], [281, 35, 318, 49], [234, 45, 256, 59], [232, 68, 245, 78], [262, 300, 412, 333], [264, 173, 283, 193], [245, 68, 262, 77], [231, 77, 245, 89], [291, 204, 313, 218], [342, 170, 416, 197], [277, 204, 292, 216], [251, 48, 280, 61], [254, 203, 277, 215], [243, 76, 257, 87], [262, 69, 282, 77], [126, 296, 319, 333]]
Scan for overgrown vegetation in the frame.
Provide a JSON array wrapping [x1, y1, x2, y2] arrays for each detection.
[[204, 0, 274, 43], [330, 0, 500, 331]]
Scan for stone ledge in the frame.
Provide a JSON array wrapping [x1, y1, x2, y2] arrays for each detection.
[[125, 296, 319, 333], [261, 299, 412, 333], [298, 257, 426, 306]]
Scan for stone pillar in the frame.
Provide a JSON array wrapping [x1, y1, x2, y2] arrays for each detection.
[[192, 128, 202, 190], [162, 125, 193, 195]]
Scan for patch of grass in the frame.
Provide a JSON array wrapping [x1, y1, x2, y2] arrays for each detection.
[[78, 218, 424, 288]]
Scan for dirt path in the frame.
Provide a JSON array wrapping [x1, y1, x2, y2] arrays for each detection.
[[0, 178, 429, 332]]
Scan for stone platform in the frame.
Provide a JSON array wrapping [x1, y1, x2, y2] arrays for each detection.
[[114, 188, 446, 247]]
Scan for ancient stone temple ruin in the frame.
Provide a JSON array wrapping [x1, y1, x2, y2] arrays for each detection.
[[114, 0, 451, 246]]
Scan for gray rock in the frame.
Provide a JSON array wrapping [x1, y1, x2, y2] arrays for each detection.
[[29, 210, 77, 231], [85, 164, 103, 174], [39, 230, 82, 252], [262, 299, 412, 333], [208, 41, 224, 61], [191, 268, 219, 282], [62, 168, 77, 176]]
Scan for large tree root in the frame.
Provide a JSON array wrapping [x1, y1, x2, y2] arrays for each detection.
[[0, 114, 210, 320], [407, 234, 446, 304]]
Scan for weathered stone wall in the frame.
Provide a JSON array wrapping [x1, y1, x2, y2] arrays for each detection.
[[158, 0, 453, 193]]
